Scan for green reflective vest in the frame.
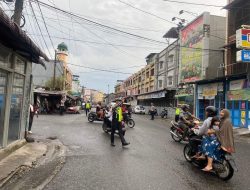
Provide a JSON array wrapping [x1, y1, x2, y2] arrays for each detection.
[[116, 107, 123, 122], [86, 103, 91, 109], [175, 108, 180, 115]]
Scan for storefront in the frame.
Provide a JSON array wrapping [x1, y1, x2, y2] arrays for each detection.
[[0, 8, 48, 148], [226, 79, 250, 129], [175, 86, 194, 114], [196, 82, 225, 120]]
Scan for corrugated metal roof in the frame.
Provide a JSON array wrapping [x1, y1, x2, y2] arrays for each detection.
[[0, 8, 49, 64]]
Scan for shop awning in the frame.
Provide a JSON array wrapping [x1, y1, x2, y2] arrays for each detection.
[[34, 89, 66, 96], [0, 8, 49, 65], [223, 0, 244, 10], [137, 90, 166, 100]]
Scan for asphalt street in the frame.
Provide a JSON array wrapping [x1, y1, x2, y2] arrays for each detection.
[[31, 113, 250, 190]]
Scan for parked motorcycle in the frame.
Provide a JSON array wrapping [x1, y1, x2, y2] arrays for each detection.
[[88, 111, 104, 122], [160, 108, 168, 119], [183, 137, 237, 181]]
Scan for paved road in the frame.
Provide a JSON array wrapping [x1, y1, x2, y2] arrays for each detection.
[[32, 114, 250, 190]]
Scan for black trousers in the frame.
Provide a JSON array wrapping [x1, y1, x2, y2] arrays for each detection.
[[85, 109, 89, 116], [111, 121, 126, 144], [150, 112, 155, 120], [175, 115, 179, 122], [28, 114, 34, 131]]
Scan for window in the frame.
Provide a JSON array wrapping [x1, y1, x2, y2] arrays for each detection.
[[159, 61, 163, 69], [146, 72, 149, 78], [0, 70, 7, 147], [0, 46, 11, 68], [168, 55, 174, 65], [159, 80, 163, 88], [15, 57, 26, 74], [168, 76, 173, 86], [150, 69, 154, 76]]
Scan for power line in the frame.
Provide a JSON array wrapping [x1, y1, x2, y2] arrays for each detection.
[[117, 0, 176, 25], [35, 0, 55, 50], [163, 0, 224, 8], [28, 0, 53, 59], [34, 0, 168, 45]]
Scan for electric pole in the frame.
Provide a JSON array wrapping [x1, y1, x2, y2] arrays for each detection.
[[13, 0, 24, 26], [107, 84, 110, 104], [53, 50, 57, 90]]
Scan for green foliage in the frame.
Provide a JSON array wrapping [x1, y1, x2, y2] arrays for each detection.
[[45, 76, 65, 91]]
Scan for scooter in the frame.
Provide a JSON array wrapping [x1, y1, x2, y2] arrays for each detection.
[[102, 117, 126, 136], [160, 108, 168, 118], [183, 137, 238, 181], [88, 111, 104, 122]]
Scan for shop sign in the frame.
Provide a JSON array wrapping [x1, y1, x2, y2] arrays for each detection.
[[236, 50, 250, 62], [175, 88, 193, 97], [229, 79, 244, 91], [202, 84, 218, 97], [236, 28, 250, 49], [137, 91, 165, 100], [227, 89, 250, 100], [180, 15, 204, 83]]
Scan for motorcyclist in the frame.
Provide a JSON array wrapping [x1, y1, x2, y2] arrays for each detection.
[[178, 105, 198, 140], [191, 106, 217, 157]]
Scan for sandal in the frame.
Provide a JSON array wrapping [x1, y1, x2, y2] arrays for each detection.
[[202, 167, 212, 172]]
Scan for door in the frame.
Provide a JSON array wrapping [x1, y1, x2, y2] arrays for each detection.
[[232, 101, 241, 127], [0, 69, 7, 147]]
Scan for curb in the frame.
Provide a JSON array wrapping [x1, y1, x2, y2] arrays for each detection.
[[0, 139, 26, 161]]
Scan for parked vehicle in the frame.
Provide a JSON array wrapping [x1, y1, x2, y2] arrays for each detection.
[[160, 108, 168, 118], [183, 137, 237, 181], [66, 106, 80, 114], [133, 105, 146, 114]]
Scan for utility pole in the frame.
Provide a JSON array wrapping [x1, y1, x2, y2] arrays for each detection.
[[53, 50, 57, 90], [107, 84, 110, 104], [13, 0, 24, 26]]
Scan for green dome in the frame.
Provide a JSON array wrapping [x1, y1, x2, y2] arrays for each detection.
[[57, 42, 68, 51]]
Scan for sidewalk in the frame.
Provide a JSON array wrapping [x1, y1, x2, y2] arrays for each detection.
[[234, 127, 250, 138], [0, 138, 66, 189]]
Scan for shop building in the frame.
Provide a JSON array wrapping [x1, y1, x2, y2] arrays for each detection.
[[0, 8, 48, 148], [223, 0, 250, 128]]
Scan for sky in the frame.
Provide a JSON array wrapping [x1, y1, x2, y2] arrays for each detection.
[[1, 0, 227, 93]]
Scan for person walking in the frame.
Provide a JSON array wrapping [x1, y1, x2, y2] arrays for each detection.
[[60, 98, 65, 115], [85, 101, 91, 116], [28, 104, 38, 134], [111, 100, 130, 147], [150, 103, 156, 120]]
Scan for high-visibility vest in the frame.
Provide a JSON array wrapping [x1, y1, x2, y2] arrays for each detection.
[[116, 107, 123, 122], [86, 103, 91, 109], [175, 108, 180, 115]]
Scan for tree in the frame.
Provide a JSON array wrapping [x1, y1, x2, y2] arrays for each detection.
[[45, 76, 65, 91]]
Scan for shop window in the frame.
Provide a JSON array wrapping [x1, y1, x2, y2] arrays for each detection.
[[0, 70, 7, 147], [227, 101, 233, 109], [0, 46, 11, 68], [8, 74, 25, 144]]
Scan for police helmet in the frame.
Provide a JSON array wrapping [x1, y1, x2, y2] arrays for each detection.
[[205, 106, 217, 117]]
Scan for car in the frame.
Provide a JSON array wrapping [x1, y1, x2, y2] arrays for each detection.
[[133, 105, 146, 114]]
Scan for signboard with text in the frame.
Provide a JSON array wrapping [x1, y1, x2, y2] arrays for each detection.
[[236, 28, 250, 49]]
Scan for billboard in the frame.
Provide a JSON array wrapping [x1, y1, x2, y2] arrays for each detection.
[[180, 16, 204, 83]]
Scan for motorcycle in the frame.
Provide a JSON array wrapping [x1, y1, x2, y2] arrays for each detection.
[[170, 120, 199, 142], [160, 108, 168, 119], [183, 137, 237, 181], [123, 112, 135, 128], [88, 111, 104, 122], [102, 117, 126, 136]]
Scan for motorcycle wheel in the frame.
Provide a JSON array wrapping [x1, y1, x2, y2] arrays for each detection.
[[216, 160, 234, 181], [161, 113, 165, 118], [183, 144, 195, 162], [127, 119, 135, 128], [102, 123, 109, 133], [88, 115, 94, 122], [170, 127, 182, 142]]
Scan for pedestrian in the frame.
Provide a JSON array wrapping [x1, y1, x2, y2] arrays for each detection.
[[60, 98, 65, 115], [175, 104, 181, 122], [150, 103, 156, 120], [111, 99, 130, 147], [44, 98, 49, 114], [28, 104, 38, 134], [85, 101, 91, 116]]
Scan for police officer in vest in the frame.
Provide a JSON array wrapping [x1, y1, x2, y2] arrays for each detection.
[[85, 101, 91, 116], [111, 99, 130, 147]]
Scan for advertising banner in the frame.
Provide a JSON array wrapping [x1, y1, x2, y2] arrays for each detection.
[[202, 84, 218, 97], [229, 79, 245, 90], [236, 29, 250, 49], [227, 89, 250, 100], [180, 16, 204, 83]]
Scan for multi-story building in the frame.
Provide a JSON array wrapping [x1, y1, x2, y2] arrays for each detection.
[[177, 12, 226, 119], [223, 0, 250, 129], [83, 88, 105, 104]]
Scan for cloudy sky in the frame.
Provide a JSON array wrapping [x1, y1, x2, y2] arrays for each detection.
[[2, 0, 227, 92]]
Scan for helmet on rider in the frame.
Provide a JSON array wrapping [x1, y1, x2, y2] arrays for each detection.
[[205, 106, 217, 117], [181, 104, 189, 112]]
